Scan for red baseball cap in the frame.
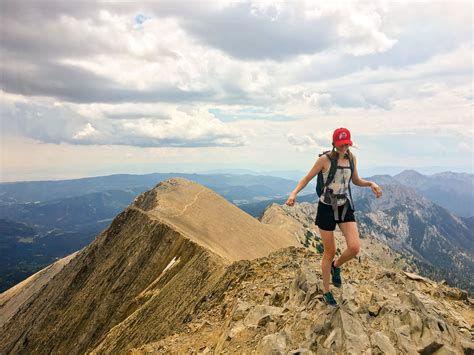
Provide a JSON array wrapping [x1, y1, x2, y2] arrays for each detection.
[[333, 127, 353, 147]]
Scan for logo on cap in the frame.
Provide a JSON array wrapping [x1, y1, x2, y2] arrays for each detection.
[[338, 132, 347, 140]]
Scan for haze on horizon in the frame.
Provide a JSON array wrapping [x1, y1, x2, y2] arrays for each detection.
[[0, 0, 472, 182]]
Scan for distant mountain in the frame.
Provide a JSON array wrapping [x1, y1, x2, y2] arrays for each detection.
[[393, 169, 474, 218], [238, 193, 316, 217], [350, 165, 472, 176], [198, 168, 324, 180], [198, 168, 259, 175], [0, 218, 98, 292], [0, 189, 139, 230], [354, 184, 473, 292], [351, 169, 474, 219], [393, 169, 426, 183], [0, 172, 314, 205], [0, 188, 146, 292], [198, 168, 309, 180], [366, 174, 401, 186], [261, 170, 312, 180], [2, 169, 471, 216]]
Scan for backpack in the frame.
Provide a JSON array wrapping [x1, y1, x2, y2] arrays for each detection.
[[316, 150, 354, 197]]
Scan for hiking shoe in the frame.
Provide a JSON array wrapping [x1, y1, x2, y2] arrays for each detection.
[[323, 291, 338, 306], [331, 260, 342, 287]]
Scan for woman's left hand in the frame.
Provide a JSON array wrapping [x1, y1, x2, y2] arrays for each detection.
[[370, 182, 382, 198]]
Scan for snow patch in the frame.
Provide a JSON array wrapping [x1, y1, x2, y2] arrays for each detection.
[[163, 256, 179, 274]]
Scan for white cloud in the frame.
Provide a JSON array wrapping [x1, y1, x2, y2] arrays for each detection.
[[72, 123, 98, 140], [1, 93, 245, 147], [0, 0, 472, 180]]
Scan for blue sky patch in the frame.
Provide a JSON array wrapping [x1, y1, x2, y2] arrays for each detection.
[[134, 14, 151, 25]]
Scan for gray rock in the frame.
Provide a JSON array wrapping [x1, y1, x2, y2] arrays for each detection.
[[257, 331, 290, 355], [370, 331, 397, 355], [270, 287, 287, 307], [322, 327, 343, 351], [368, 304, 381, 317], [243, 305, 284, 328], [231, 299, 251, 321], [288, 264, 321, 309]]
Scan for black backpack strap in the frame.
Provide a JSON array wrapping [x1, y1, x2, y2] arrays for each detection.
[[318, 150, 331, 157], [347, 153, 355, 211], [348, 153, 354, 176], [322, 153, 338, 193]]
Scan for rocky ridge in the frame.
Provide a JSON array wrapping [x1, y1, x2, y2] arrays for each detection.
[[130, 246, 473, 354], [0, 178, 299, 354]]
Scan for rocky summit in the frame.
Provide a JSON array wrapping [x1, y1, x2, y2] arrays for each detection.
[[130, 247, 473, 354], [0, 177, 473, 354]]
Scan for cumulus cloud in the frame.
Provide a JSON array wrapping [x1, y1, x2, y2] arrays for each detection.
[[286, 132, 328, 149], [180, 3, 336, 61], [1, 58, 216, 103], [0, 97, 245, 147], [0, 0, 472, 159], [0, 0, 400, 103]]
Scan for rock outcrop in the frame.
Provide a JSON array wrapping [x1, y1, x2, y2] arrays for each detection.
[[131, 247, 474, 354]]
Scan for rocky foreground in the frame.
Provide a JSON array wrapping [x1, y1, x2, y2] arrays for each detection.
[[130, 246, 473, 354]]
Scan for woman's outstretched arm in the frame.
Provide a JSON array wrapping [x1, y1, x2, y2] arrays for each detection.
[[351, 154, 383, 198], [286, 155, 326, 206]]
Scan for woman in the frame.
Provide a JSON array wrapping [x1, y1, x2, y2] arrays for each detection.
[[285, 127, 382, 306]]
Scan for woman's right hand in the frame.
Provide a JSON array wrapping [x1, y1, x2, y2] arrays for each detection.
[[285, 193, 297, 206], [370, 182, 383, 198]]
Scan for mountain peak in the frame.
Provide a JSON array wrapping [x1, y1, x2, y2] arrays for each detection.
[[395, 169, 425, 178], [131, 177, 300, 262], [432, 171, 473, 178]]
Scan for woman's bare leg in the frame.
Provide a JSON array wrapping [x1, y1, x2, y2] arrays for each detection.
[[318, 227, 336, 293], [334, 221, 360, 267]]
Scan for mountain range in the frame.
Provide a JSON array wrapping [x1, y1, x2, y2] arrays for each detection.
[[0, 169, 472, 294], [1, 178, 472, 354]]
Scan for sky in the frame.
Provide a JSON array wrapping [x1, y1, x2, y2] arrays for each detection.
[[0, 0, 472, 182]]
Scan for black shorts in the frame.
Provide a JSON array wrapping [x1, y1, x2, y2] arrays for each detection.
[[315, 201, 356, 231]]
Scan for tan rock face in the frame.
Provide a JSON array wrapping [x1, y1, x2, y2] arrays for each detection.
[[1, 178, 472, 354], [132, 177, 300, 262]]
